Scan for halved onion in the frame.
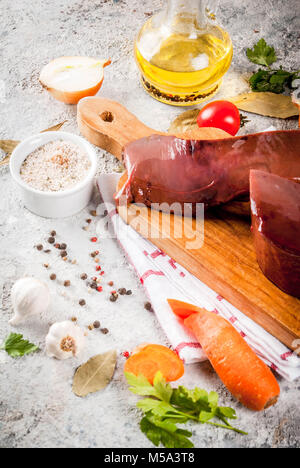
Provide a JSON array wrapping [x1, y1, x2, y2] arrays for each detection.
[[40, 56, 111, 104]]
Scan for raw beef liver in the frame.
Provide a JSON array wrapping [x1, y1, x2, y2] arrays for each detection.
[[250, 170, 300, 298], [120, 130, 300, 210]]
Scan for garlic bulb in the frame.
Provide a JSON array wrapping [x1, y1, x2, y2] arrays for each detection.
[[45, 321, 85, 360], [10, 277, 51, 326]]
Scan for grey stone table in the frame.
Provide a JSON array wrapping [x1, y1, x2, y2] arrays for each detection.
[[0, 0, 299, 449]]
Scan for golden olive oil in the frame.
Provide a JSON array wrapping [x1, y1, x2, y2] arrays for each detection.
[[135, 20, 233, 106]]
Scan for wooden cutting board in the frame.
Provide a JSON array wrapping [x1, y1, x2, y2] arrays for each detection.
[[78, 97, 300, 350]]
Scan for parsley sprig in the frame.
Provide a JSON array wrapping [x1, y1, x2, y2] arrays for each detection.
[[247, 38, 277, 68], [0, 333, 39, 358], [246, 39, 299, 94], [126, 372, 247, 448]]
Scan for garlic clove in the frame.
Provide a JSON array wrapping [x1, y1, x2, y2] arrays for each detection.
[[9, 277, 51, 326], [45, 321, 85, 360]]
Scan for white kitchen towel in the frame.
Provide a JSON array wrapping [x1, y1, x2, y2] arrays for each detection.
[[97, 173, 300, 381]]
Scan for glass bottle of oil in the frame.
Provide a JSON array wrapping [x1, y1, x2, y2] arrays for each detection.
[[135, 0, 233, 106]]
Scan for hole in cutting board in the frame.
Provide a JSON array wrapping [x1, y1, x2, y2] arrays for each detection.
[[100, 111, 114, 123]]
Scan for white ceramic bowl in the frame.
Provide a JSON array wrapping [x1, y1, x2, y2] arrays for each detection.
[[10, 131, 97, 218]]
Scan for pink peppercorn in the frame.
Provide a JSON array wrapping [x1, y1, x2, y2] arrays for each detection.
[[122, 351, 130, 358], [91, 237, 98, 243], [97, 286, 103, 292], [96, 266, 101, 272]]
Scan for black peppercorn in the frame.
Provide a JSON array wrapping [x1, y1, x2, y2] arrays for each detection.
[[110, 293, 118, 302]]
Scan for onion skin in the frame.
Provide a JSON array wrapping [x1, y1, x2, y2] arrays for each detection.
[[40, 77, 104, 105]]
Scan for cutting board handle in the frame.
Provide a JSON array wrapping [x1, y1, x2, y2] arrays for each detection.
[[77, 97, 231, 161], [77, 97, 162, 160]]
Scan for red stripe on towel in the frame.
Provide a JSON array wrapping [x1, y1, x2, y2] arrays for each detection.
[[151, 249, 166, 259], [140, 270, 165, 284], [169, 259, 177, 269], [229, 316, 238, 324], [281, 351, 293, 361]]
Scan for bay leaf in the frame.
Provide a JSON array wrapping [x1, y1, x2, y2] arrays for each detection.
[[72, 350, 117, 398], [168, 109, 200, 135], [168, 110, 230, 139], [0, 156, 10, 168], [228, 92, 299, 119], [0, 140, 19, 155], [41, 120, 68, 133]]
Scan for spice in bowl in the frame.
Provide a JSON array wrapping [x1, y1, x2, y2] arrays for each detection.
[[20, 140, 91, 192]]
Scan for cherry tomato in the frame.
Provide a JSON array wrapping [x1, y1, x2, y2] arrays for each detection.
[[197, 100, 241, 136]]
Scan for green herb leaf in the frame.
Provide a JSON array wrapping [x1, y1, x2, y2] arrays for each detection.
[[140, 415, 194, 449], [137, 399, 176, 418], [171, 386, 210, 414], [126, 372, 247, 448], [249, 70, 273, 92], [125, 372, 160, 398], [208, 391, 219, 409], [199, 410, 215, 423], [246, 39, 299, 95], [153, 371, 173, 403], [0, 333, 39, 358], [125, 371, 173, 402], [249, 68, 300, 94], [217, 407, 237, 420], [246, 39, 277, 67]]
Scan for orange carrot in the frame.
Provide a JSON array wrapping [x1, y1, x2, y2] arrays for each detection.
[[168, 299, 200, 318], [168, 299, 280, 411], [124, 344, 184, 384]]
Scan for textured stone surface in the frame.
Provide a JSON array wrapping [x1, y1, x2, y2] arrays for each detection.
[[0, 0, 299, 449]]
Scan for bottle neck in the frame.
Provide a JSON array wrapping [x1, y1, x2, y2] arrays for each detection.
[[165, 0, 209, 29]]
